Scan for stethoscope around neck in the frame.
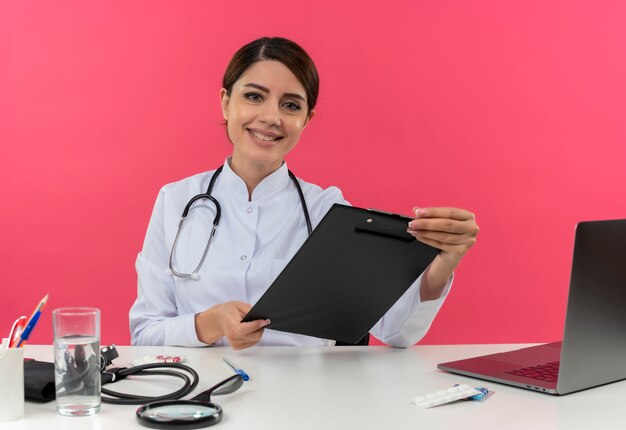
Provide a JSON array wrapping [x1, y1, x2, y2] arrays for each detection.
[[167, 165, 313, 280]]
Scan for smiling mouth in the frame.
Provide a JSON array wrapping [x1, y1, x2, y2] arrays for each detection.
[[247, 129, 284, 142]]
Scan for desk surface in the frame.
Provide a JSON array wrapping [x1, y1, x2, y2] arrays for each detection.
[[5, 344, 625, 430]]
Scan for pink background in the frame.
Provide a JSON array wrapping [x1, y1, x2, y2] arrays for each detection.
[[2, 1, 625, 346]]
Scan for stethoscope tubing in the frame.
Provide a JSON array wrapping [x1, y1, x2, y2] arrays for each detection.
[[168, 165, 312, 280], [101, 362, 200, 405]]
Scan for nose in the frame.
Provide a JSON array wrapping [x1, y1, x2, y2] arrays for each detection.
[[258, 101, 281, 127]]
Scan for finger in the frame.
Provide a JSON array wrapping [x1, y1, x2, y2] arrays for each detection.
[[413, 233, 475, 255], [413, 207, 475, 221], [232, 329, 265, 349], [412, 234, 444, 250], [237, 318, 271, 335], [408, 229, 469, 245], [241, 328, 265, 343], [413, 235, 462, 253], [408, 218, 470, 234]]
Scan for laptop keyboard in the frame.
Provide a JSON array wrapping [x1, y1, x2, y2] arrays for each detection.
[[505, 361, 560, 383]]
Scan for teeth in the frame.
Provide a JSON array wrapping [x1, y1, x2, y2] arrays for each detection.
[[251, 130, 280, 141]]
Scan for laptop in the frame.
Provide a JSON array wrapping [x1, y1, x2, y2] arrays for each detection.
[[438, 219, 626, 395]]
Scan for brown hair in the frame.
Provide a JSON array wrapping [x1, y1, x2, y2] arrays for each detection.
[[222, 37, 319, 115]]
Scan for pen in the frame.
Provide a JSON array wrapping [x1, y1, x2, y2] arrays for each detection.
[[16, 312, 41, 348], [223, 357, 250, 381], [15, 294, 49, 348]]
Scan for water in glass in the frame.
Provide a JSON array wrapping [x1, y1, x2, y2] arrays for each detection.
[[54, 335, 101, 416]]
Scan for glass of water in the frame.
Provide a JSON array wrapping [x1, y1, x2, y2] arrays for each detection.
[[52, 308, 101, 416]]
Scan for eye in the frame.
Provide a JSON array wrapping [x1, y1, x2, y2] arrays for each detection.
[[282, 100, 302, 112], [244, 92, 264, 102]]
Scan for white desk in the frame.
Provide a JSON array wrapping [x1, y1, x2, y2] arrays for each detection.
[[4, 344, 625, 430]]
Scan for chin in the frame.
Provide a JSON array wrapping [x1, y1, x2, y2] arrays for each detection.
[[242, 147, 283, 166]]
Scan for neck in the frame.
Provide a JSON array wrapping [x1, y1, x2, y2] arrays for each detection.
[[229, 155, 283, 200]]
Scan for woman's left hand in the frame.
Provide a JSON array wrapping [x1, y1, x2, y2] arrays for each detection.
[[407, 207, 479, 300]]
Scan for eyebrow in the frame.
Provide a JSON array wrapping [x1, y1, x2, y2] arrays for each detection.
[[243, 83, 306, 102]]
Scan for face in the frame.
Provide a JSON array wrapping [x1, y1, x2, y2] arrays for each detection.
[[221, 60, 314, 172]]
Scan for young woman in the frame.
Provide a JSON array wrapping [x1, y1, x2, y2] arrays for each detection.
[[130, 37, 479, 349]]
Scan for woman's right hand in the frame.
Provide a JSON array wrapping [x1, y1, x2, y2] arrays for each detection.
[[195, 301, 270, 350]]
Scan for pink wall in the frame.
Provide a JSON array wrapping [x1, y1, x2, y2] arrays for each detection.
[[2, 1, 625, 346]]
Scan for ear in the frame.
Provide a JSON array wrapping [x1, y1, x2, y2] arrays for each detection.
[[220, 88, 230, 121], [303, 109, 315, 128]]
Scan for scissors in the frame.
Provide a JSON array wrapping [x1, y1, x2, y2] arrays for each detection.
[[8, 316, 27, 348]]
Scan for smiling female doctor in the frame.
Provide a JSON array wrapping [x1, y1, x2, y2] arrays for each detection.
[[129, 37, 479, 350]]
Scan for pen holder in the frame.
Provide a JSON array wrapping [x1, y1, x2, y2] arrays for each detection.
[[0, 338, 25, 423]]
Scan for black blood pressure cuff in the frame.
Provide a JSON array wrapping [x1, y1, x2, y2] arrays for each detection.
[[24, 357, 126, 402], [24, 359, 56, 402]]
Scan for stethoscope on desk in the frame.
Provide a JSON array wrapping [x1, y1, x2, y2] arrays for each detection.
[[96, 345, 246, 429], [168, 165, 313, 280]]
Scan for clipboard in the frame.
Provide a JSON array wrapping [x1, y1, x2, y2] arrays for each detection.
[[242, 204, 440, 344]]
